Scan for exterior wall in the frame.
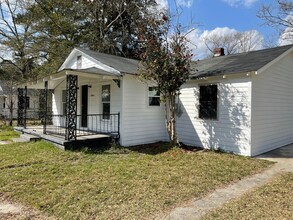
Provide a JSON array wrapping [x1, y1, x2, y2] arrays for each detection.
[[120, 75, 167, 146], [177, 78, 251, 156], [251, 52, 293, 156], [52, 81, 64, 116], [52, 81, 64, 127]]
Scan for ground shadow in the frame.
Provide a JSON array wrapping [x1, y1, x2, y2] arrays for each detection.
[[66, 140, 172, 155], [257, 144, 293, 159], [67, 141, 205, 156], [126, 142, 172, 155]]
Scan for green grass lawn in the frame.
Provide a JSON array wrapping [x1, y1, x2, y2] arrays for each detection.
[[0, 141, 272, 220], [202, 172, 293, 220], [0, 125, 19, 141]]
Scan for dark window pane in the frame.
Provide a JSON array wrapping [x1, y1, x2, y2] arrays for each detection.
[[62, 90, 66, 102], [102, 85, 110, 102], [25, 97, 30, 109], [62, 90, 66, 115], [63, 103, 66, 116], [103, 103, 110, 119], [77, 55, 82, 69], [149, 97, 160, 106], [148, 87, 160, 96], [199, 85, 218, 120]]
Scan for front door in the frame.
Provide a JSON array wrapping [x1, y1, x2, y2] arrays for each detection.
[[81, 85, 88, 127]]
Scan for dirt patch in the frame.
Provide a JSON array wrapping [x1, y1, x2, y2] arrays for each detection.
[[0, 197, 55, 220]]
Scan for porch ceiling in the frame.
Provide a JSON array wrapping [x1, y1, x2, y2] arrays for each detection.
[[21, 67, 122, 90]]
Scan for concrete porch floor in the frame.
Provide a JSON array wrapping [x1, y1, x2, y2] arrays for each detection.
[[15, 125, 112, 150]]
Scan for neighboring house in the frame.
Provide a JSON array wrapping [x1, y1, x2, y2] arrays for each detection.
[[0, 80, 40, 119], [20, 44, 293, 156]]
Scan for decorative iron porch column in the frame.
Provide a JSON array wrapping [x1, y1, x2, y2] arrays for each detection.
[[43, 81, 48, 134], [65, 74, 78, 141], [17, 86, 27, 128]]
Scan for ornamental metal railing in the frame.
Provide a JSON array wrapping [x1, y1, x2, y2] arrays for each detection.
[[75, 113, 120, 137], [43, 113, 120, 139]]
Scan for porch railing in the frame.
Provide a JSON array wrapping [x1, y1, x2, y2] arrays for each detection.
[[76, 113, 120, 137], [45, 114, 66, 136], [44, 113, 120, 138]]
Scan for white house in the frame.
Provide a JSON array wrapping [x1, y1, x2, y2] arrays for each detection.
[[0, 81, 40, 119], [20, 44, 293, 156]]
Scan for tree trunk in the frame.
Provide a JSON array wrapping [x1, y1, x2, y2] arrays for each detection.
[[166, 92, 178, 146], [9, 97, 13, 126]]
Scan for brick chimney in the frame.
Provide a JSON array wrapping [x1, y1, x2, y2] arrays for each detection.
[[213, 48, 225, 57]]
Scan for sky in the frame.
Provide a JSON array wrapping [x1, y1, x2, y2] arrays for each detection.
[[156, 0, 284, 59]]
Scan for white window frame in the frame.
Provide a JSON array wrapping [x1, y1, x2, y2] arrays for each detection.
[[198, 84, 219, 121], [148, 86, 160, 106], [101, 84, 111, 119]]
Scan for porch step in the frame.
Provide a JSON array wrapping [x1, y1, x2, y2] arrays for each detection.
[[11, 137, 28, 143], [20, 133, 41, 142]]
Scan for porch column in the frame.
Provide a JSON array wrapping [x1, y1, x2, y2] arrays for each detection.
[[43, 81, 48, 134], [65, 74, 78, 141], [17, 86, 27, 128]]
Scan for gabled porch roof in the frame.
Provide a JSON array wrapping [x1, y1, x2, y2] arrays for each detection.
[[21, 47, 141, 89], [59, 47, 140, 75]]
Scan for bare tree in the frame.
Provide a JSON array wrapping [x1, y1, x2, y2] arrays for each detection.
[[0, 0, 36, 80], [202, 30, 263, 56], [258, 0, 293, 43], [237, 30, 264, 53], [203, 31, 239, 55], [0, 61, 19, 126]]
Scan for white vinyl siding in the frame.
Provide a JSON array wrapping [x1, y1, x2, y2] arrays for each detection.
[[177, 78, 251, 156], [120, 75, 167, 146], [66, 54, 98, 69], [251, 52, 293, 156]]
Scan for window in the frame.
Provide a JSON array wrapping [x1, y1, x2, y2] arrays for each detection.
[[102, 85, 110, 119], [77, 55, 82, 69], [148, 86, 160, 106], [199, 85, 218, 120], [25, 97, 30, 109], [3, 97, 6, 108], [62, 90, 66, 115]]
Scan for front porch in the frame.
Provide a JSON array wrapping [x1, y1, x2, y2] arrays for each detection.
[[16, 67, 121, 149]]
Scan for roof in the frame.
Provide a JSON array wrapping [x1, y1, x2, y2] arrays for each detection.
[[191, 44, 293, 79], [75, 47, 140, 75], [58, 45, 293, 80]]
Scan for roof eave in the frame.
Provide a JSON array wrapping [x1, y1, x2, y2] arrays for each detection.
[[256, 46, 293, 75], [190, 71, 256, 81]]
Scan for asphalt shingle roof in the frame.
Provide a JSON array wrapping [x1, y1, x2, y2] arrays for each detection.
[[190, 44, 293, 79], [74, 45, 293, 78], [76, 47, 140, 74]]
